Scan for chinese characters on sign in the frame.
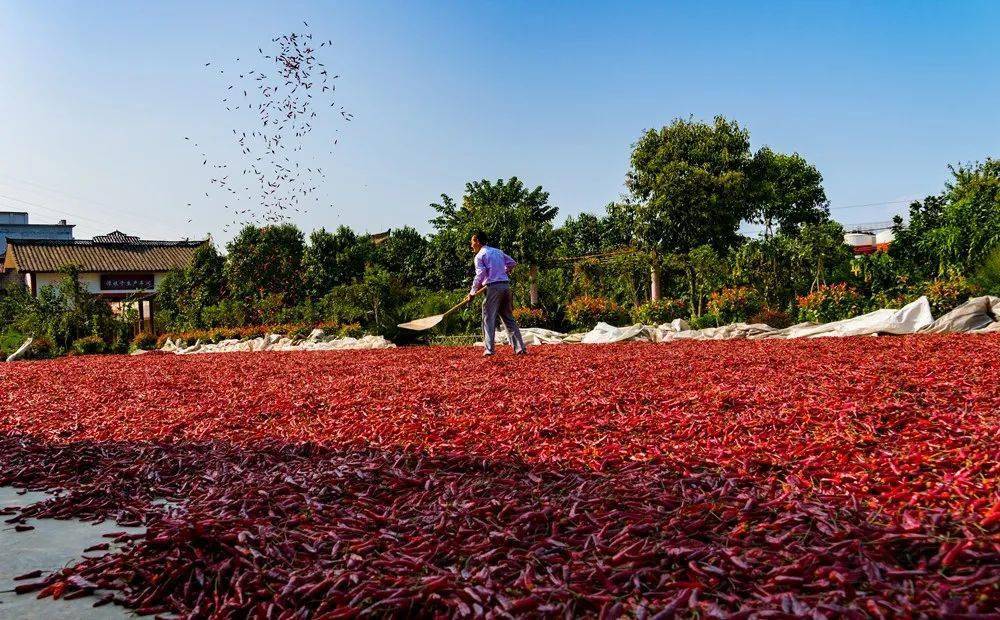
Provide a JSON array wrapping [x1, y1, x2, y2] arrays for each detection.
[[100, 274, 154, 291]]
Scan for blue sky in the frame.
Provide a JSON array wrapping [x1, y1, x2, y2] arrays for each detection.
[[0, 1, 997, 244]]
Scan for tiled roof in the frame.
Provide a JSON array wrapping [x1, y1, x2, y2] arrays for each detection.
[[3, 233, 207, 273]]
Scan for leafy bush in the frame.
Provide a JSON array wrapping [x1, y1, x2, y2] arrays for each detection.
[[72, 335, 106, 355], [131, 331, 157, 351], [0, 331, 27, 358], [565, 296, 629, 328], [797, 283, 863, 323], [322, 322, 362, 338], [398, 289, 474, 335], [867, 290, 917, 313], [200, 299, 252, 329], [688, 314, 718, 330], [749, 308, 793, 328], [921, 275, 981, 316], [25, 337, 55, 360], [512, 307, 547, 328], [632, 298, 687, 325], [707, 287, 764, 325]]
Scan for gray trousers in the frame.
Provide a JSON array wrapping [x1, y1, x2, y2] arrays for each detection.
[[482, 282, 526, 354]]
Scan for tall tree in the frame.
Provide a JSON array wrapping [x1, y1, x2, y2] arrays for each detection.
[[225, 223, 306, 304], [558, 206, 632, 258], [156, 243, 225, 329], [302, 226, 372, 297], [749, 147, 829, 236], [890, 159, 1000, 279], [626, 116, 753, 301], [373, 226, 429, 286], [429, 177, 558, 305]]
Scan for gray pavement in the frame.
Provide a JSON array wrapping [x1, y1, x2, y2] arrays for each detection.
[[0, 487, 142, 619]]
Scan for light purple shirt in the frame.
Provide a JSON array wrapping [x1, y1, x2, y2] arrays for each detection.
[[470, 246, 516, 294]]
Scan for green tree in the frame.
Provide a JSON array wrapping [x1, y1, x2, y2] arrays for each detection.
[[225, 223, 306, 306], [423, 219, 472, 292], [890, 159, 1000, 279], [429, 177, 558, 305], [373, 226, 429, 286], [731, 235, 802, 308], [303, 226, 372, 297], [797, 221, 852, 292], [155, 243, 225, 329], [626, 116, 753, 301], [749, 147, 829, 236], [683, 245, 729, 317]]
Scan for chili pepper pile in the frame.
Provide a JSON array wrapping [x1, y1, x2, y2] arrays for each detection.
[[1, 336, 998, 616]]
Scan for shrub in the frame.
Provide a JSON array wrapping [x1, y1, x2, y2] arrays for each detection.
[[748, 308, 793, 329], [200, 299, 251, 329], [72, 335, 106, 355], [398, 290, 476, 335], [512, 307, 547, 328], [565, 296, 629, 328], [26, 337, 56, 359], [707, 287, 764, 325], [868, 290, 917, 313], [632, 298, 687, 325], [132, 331, 157, 351], [797, 283, 863, 323], [334, 323, 363, 338], [688, 314, 718, 330], [921, 275, 981, 316], [212, 328, 233, 343]]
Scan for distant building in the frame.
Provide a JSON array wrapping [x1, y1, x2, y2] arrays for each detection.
[[844, 221, 895, 255], [0, 212, 75, 288], [0, 212, 75, 249], [3, 230, 207, 333]]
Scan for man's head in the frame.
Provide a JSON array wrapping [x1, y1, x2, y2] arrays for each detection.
[[470, 231, 488, 252]]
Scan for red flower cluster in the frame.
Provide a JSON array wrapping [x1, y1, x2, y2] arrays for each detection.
[[1, 336, 998, 616]]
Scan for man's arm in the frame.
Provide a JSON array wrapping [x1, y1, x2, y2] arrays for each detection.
[[503, 252, 517, 275], [469, 252, 488, 297]]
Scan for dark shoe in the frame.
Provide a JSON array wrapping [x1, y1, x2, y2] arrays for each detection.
[[482, 351, 494, 357]]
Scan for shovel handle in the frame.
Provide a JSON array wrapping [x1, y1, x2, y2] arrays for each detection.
[[442, 286, 486, 319]]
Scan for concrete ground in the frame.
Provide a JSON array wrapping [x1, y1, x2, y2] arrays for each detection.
[[0, 487, 142, 619]]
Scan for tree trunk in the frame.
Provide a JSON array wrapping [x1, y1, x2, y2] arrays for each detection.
[[687, 264, 698, 317], [528, 265, 540, 307], [650, 260, 661, 302]]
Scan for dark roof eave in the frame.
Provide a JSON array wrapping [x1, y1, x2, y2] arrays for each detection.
[[4, 238, 207, 247], [0, 223, 76, 229]]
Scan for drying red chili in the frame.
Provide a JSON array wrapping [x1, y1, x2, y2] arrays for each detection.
[[0, 336, 997, 616]]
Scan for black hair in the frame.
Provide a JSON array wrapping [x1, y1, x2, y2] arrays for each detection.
[[471, 230, 489, 245]]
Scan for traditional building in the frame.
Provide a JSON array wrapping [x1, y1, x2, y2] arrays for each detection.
[[3, 231, 206, 333]]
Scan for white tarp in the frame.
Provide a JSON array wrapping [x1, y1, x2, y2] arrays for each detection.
[[161, 332, 395, 355], [923, 296, 996, 333], [481, 295, 1000, 348]]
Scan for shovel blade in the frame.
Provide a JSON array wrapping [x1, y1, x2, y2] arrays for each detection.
[[397, 313, 445, 331]]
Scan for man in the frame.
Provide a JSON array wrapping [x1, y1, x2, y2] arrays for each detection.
[[467, 231, 527, 356]]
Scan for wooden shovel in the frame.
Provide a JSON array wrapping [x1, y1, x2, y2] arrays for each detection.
[[398, 287, 486, 331]]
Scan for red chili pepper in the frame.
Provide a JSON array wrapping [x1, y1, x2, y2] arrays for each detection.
[[0, 337, 996, 616]]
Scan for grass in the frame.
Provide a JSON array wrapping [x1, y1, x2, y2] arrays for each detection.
[[0, 330, 28, 358]]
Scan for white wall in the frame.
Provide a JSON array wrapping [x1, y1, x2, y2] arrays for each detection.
[[34, 272, 169, 295]]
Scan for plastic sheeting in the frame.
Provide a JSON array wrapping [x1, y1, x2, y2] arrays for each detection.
[[485, 296, 1000, 347], [162, 333, 395, 355]]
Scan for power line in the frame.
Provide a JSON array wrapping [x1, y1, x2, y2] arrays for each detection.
[[0, 176, 182, 231], [0, 193, 118, 229], [828, 199, 913, 211]]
